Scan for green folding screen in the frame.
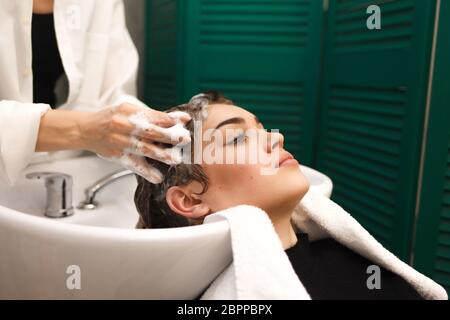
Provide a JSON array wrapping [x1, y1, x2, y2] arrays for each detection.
[[413, 0, 450, 294], [316, 0, 437, 260]]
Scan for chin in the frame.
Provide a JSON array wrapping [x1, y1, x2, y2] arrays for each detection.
[[287, 172, 310, 200], [270, 173, 309, 213]]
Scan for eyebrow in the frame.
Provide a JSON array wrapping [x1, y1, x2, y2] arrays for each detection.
[[214, 117, 245, 130], [214, 115, 261, 130]]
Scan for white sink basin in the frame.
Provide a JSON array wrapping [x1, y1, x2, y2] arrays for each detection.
[[0, 153, 332, 299]]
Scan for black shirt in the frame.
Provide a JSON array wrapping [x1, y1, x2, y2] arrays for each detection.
[[31, 13, 65, 108], [285, 232, 423, 300]]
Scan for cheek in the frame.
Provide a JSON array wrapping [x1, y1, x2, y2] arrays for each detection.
[[202, 164, 262, 209]]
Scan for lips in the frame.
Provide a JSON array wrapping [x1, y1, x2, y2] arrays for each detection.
[[277, 152, 295, 168]]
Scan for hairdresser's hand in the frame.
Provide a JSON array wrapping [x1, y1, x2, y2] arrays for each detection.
[[78, 103, 191, 183]]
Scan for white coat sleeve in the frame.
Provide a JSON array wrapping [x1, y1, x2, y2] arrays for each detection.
[[98, 0, 147, 109], [0, 101, 50, 185]]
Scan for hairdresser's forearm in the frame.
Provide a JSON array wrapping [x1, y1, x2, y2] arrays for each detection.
[[35, 109, 88, 152], [34, 104, 190, 178]]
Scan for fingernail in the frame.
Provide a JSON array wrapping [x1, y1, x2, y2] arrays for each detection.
[[172, 134, 191, 146], [177, 135, 191, 145]]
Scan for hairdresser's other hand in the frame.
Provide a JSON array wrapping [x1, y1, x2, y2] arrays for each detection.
[[78, 103, 191, 183]]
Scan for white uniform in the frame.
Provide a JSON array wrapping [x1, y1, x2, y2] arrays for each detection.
[[0, 0, 145, 185]]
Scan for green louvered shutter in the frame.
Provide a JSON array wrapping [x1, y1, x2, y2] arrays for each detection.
[[144, 0, 180, 106], [316, 0, 437, 260], [180, 0, 324, 164], [413, 0, 450, 294]]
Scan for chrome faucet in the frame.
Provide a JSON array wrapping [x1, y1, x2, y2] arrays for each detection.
[[77, 169, 134, 210], [26, 172, 74, 218]]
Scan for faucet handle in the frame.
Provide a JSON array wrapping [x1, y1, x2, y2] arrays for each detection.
[[26, 171, 74, 218], [26, 171, 72, 181]]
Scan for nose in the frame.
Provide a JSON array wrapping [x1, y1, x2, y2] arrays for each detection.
[[267, 131, 284, 153]]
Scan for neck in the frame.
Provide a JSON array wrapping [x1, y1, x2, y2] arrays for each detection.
[[267, 198, 300, 250], [271, 211, 298, 250]]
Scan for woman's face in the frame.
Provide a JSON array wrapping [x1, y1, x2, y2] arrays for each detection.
[[196, 104, 309, 218]]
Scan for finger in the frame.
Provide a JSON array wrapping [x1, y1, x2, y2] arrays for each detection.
[[121, 152, 164, 184], [135, 126, 180, 145], [115, 104, 191, 128], [121, 108, 191, 144], [106, 133, 134, 151], [147, 110, 178, 128], [140, 110, 191, 128], [113, 103, 143, 116], [137, 122, 191, 145], [110, 114, 136, 136], [127, 110, 186, 143], [127, 137, 184, 165], [168, 111, 192, 123], [111, 105, 169, 137]]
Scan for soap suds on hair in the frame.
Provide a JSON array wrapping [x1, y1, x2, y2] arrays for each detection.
[[120, 152, 164, 184], [188, 93, 210, 120]]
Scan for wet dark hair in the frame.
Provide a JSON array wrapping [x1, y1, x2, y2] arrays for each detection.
[[134, 91, 234, 229]]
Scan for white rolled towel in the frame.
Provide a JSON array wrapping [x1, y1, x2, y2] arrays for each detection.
[[201, 189, 448, 300]]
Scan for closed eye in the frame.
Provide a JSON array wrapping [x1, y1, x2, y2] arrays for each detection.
[[227, 133, 247, 145]]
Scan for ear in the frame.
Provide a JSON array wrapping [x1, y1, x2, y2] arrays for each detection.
[[166, 182, 211, 219]]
